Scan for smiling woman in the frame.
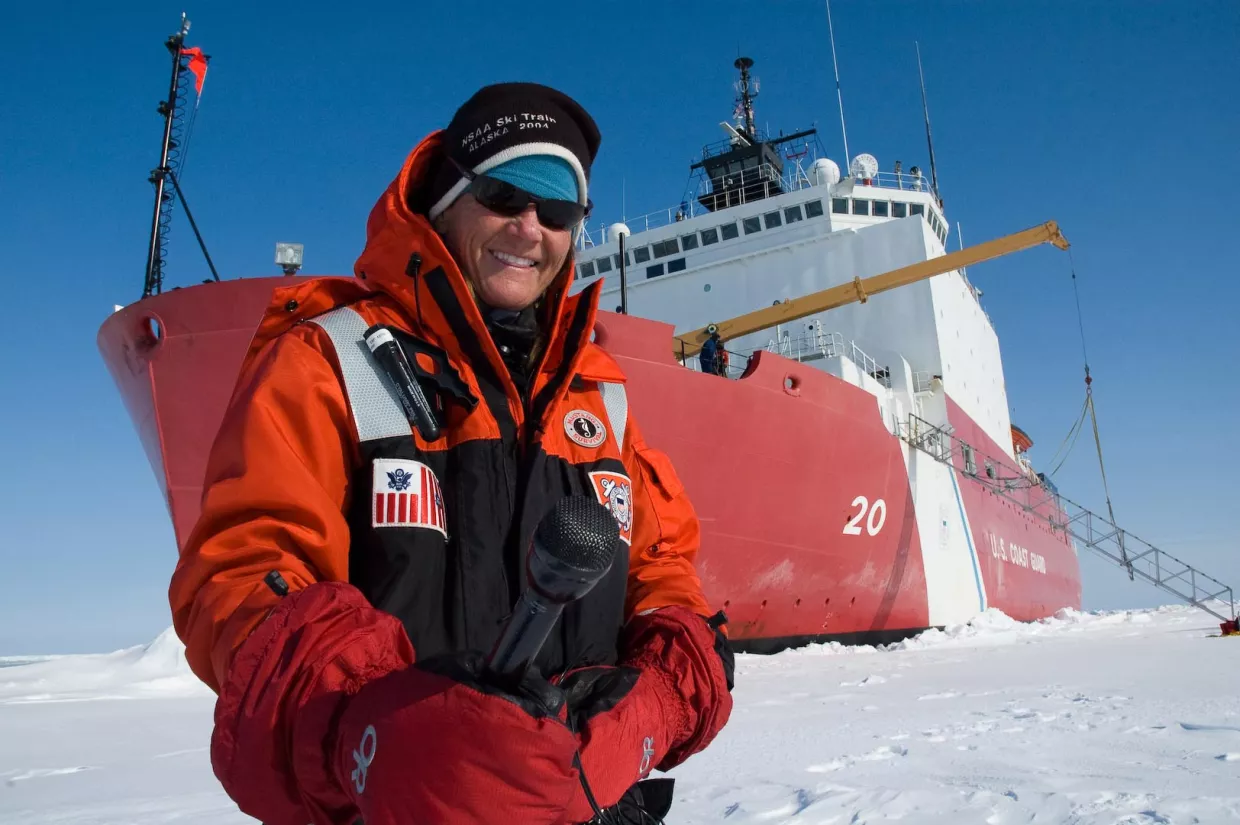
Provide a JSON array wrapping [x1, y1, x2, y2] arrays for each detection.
[[433, 160, 576, 311], [166, 80, 734, 825]]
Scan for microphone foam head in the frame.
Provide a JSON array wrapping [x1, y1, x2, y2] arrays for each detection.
[[529, 496, 620, 602]]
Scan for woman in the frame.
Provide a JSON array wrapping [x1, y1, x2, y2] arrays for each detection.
[[170, 82, 733, 825]]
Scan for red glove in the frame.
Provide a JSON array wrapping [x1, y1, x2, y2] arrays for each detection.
[[331, 651, 579, 825], [556, 607, 734, 823], [211, 582, 579, 825]]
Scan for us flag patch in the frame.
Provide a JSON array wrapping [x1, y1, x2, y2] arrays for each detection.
[[372, 458, 447, 537]]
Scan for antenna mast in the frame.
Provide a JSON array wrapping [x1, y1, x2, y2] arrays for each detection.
[[824, 0, 850, 165], [733, 57, 758, 139], [143, 15, 193, 298], [915, 41, 941, 203]]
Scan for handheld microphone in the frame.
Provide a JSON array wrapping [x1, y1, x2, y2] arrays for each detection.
[[485, 496, 621, 682], [363, 324, 441, 441]]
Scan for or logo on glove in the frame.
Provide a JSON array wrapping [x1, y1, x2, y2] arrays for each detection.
[[639, 735, 655, 776], [351, 724, 378, 794]]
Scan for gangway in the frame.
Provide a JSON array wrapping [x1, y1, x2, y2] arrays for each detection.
[[899, 414, 1238, 631]]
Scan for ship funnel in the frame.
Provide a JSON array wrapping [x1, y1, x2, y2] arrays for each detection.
[[607, 223, 631, 243]]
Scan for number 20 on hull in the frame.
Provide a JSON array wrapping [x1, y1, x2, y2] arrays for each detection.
[[843, 496, 887, 537]]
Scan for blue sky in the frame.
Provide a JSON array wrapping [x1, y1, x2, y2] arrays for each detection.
[[1, 1, 1237, 654]]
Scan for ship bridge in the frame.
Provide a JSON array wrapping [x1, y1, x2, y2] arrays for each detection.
[[573, 160, 953, 288]]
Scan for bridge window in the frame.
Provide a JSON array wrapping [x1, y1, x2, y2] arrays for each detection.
[[700, 227, 720, 245], [831, 197, 849, 214], [764, 211, 782, 229], [804, 199, 825, 218], [720, 222, 740, 240], [633, 246, 651, 264], [652, 238, 680, 258], [613, 251, 630, 268], [893, 202, 908, 218], [595, 256, 612, 274], [646, 263, 665, 278], [873, 200, 889, 218], [910, 203, 925, 216], [784, 205, 804, 223], [852, 199, 870, 216], [579, 261, 595, 279], [743, 216, 762, 234], [667, 257, 687, 273], [681, 233, 699, 251]]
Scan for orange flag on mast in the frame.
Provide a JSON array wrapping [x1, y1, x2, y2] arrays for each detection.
[[180, 47, 208, 97]]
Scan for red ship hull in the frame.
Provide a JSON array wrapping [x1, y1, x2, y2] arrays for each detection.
[[99, 277, 1081, 648]]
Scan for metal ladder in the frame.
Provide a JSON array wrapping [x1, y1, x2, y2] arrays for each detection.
[[898, 414, 1237, 626]]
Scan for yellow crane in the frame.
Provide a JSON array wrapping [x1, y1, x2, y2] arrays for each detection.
[[674, 220, 1070, 358]]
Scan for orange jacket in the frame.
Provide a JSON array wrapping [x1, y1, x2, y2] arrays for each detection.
[[169, 132, 712, 692]]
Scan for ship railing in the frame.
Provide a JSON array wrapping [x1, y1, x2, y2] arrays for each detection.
[[578, 201, 713, 248], [676, 345, 750, 380], [766, 329, 845, 361], [913, 371, 935, 394], [762, 331, 891, 388], [698, 129, 783, 159], [902, 414, 954, 462], [897, 414, 1237, 624], [852, 171, 933, 193], [574, 164, 940, 249], [695, 163, 786, 201], [576, 163, 819, 248]]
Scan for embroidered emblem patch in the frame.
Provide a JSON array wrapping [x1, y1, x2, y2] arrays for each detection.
[[565, 410, 607, 448], [372, 458, 447, 536], [588, 471, 633, 545]]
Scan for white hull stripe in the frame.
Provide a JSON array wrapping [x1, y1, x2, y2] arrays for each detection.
[[949, 467, 987, 612]]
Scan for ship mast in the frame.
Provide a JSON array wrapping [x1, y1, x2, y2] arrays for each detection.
[[142, 14, 218, 297], [142, 15, 191, 298], [734, 57, 758, 140]]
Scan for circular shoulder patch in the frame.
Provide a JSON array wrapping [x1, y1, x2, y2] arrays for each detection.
[[564, 409, 607, 448]]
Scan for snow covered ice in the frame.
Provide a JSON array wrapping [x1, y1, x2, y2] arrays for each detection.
[[2, 607, 1238, 824]]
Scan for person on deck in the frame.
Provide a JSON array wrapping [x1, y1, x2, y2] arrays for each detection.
[[699, 328, 721, 375], [169, 83, 733, 825]]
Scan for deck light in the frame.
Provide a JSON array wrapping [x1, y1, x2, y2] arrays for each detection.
[[275, 242, 303, 275]]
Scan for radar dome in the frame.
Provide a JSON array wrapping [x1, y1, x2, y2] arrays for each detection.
[[607, 223, 631, 243], [809, 158, 841, 186], [849, 153, 879, 181]]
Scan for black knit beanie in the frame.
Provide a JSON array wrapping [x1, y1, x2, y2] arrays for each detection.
[[420, 82, 601, 220]]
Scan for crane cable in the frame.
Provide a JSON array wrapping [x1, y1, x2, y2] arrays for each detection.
[[1068, 248, 1130, 578], [1045, 393, 1088, 477]]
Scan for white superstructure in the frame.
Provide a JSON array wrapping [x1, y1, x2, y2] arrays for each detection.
[[569, 161, 1014, 464]]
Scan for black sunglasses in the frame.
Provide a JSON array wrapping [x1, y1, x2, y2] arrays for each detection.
[[449, 156, 591, 231]]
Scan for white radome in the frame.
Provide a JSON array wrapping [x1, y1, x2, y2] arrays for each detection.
[[607, 222, 631, 243], [809, 157, 842, 187]]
